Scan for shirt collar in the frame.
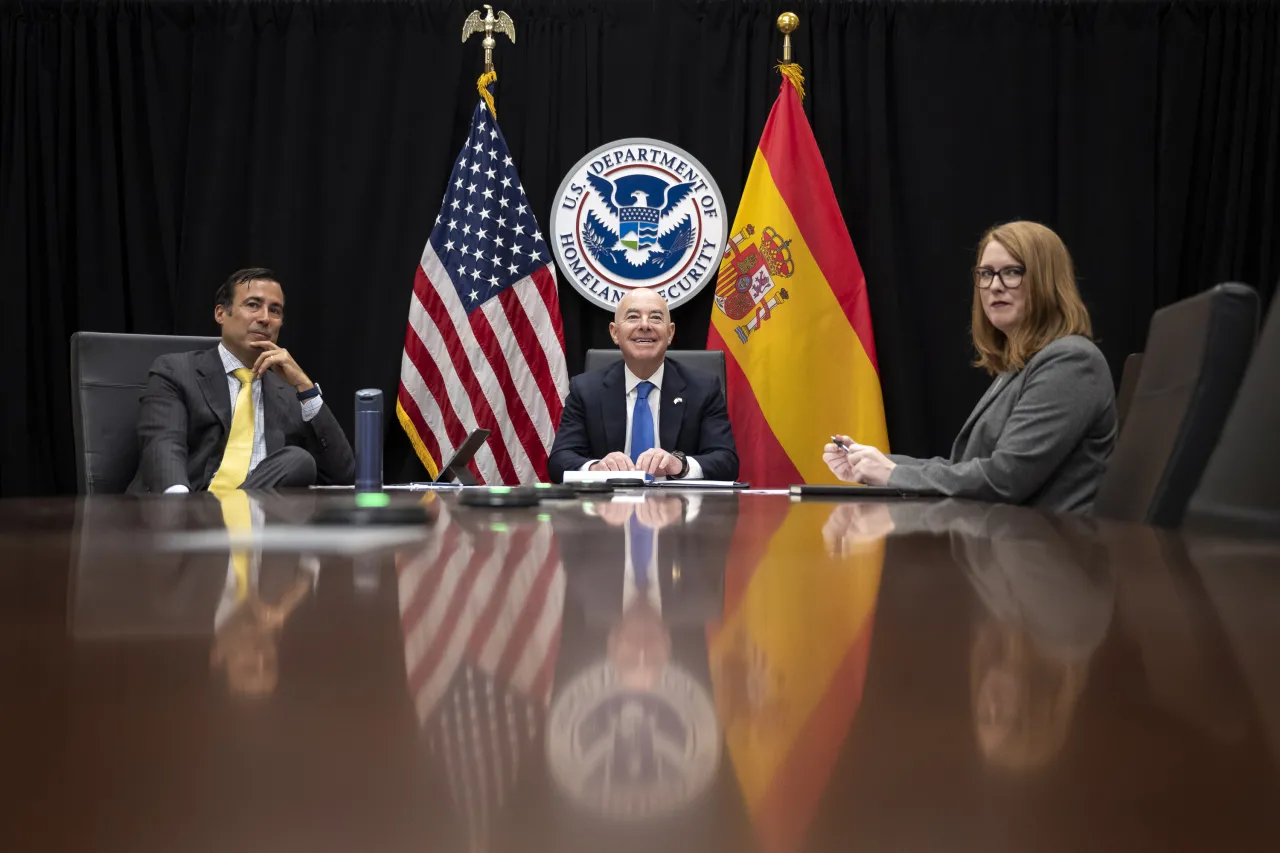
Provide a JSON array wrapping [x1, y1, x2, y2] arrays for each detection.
[[624, 361, 664, 395], [217, 342, 253, 374]]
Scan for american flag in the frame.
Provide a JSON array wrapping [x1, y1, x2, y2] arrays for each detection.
[[398, 511, 565, 851], [397, 88, 568, 485], [427, 666, 543, 852], [398, 511, 565, 724]]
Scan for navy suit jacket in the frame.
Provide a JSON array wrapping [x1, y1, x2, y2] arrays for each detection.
[[547, 357, 739, 483]]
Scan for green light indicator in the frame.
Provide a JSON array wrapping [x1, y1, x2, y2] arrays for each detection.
[[355, 493, 391, 507]]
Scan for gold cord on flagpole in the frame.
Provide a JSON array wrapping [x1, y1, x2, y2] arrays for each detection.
[[477, 70, 498, 119], [776, 12, 805, 101], [463, 5, 515, 118]]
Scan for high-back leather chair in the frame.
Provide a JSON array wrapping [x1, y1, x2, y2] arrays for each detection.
[[70, 332, 221, 494], [1093, 284, 1259, 528], [1184, 296, 1280, 537], [582, 349, 727, 395], [1115, 352, 1144, 434]]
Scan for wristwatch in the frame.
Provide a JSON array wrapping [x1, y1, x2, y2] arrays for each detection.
[[671, 450, 689, 478], [297, 384, 322, 401]]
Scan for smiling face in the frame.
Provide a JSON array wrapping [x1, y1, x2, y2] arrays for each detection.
[[976, 239, 1027, 335], [609, 288, 675, 378]]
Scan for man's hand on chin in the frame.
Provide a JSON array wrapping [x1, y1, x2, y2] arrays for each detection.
[[248, 340, 313, 391]]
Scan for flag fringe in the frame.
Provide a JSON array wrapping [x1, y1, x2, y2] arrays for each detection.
[[396, 398, 442, 480], [477, 70, 498, 118], [776, 62, 805, 101]]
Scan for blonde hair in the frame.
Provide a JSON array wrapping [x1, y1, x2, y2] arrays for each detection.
[[971, 221, 1093, 375]]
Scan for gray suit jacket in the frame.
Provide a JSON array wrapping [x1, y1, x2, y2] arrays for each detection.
[[888, 335, 1117, 513], [128, 347, 355, 493]]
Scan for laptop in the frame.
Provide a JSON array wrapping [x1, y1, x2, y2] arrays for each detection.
[[789, 484, 940, 499]]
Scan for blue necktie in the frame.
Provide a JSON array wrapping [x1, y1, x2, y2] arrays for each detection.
[[629, 513, 652, 593], [630, 380, 656, 462]]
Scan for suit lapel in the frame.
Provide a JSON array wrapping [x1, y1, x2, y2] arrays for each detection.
[[262, 372, 291, 454], [195, 348, 231, 430], [956, 372, 1014, 445], [659, 359, 686, 451], [601, 361, 627, 455]]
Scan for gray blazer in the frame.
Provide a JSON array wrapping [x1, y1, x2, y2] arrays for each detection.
[[128, 347, 355, 493], [888, 335, 1117, 513]]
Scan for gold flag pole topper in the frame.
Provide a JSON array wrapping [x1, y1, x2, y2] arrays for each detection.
[[776, 12, 805, 101], [462, 4, 515, 118]]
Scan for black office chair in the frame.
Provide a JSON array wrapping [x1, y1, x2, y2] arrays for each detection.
[[1184, 296, 1280, 537], [1115, 352, 1144, 434], [582, 348, 727, 395], [70, 332, 221, 495], [1093, 284, 1259, 528]]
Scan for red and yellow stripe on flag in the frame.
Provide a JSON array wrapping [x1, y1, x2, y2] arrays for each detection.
[[708, 499, 884, 853], [708, 73, 888, 487]]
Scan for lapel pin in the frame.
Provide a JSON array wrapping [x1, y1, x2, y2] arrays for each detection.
[[673, 397, 683, 405]]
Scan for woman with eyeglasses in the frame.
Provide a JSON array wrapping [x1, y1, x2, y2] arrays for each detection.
[[823, 220, 1117, 513]]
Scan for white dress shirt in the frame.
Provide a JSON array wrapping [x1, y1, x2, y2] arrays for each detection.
[[165, 343, 322, 493], [581, 362, 705, 480]]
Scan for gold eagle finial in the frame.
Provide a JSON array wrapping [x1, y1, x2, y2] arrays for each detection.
[[462, 5, 515, 73]]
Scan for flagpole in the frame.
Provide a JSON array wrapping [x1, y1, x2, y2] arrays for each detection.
[[776, 12, 805, 101], [778, 11, 798, 63]]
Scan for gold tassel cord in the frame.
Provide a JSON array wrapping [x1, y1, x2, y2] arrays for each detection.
[[776, 62, 805, 101], [477, 69, 498, 119]]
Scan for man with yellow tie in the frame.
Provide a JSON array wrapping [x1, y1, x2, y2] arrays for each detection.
[[129, 268, 355, 493]]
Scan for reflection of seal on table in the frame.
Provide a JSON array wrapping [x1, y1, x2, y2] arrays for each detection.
[[546, 662, 720, 820]]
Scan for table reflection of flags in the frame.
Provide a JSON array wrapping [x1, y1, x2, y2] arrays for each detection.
[[398, 511, 565, 850], [709, 500, 885, 853]]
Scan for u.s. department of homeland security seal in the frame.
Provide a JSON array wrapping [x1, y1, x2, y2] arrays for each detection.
[[546, 662, 721, 819], [551, 139, 728, 312]]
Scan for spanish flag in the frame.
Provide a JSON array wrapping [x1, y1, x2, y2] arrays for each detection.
[[708, 67, 889, 487], [708, 499, 883, 853]]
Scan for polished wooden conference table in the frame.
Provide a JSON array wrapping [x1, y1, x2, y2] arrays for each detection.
[[3, 488, 1279, 852]]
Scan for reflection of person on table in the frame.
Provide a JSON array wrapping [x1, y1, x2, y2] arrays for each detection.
[[594, 498, 685, 689], [209, 489, 317, 696], [566, 495, 722, 635], [822, 502, 896, 558], [824, 500, 1114, 769]]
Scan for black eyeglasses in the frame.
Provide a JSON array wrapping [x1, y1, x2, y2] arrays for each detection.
[[972, 266, 1026, 289]]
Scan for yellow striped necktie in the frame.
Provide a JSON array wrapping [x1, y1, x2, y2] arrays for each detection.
[[209, 368, 257, 493], [214, 488, 253, 602]]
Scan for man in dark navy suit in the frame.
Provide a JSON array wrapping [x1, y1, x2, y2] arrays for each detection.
[[547, 288, 738, 483]]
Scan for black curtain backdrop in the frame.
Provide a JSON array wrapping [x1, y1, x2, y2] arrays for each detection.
[[3, 0, 1278, 496]]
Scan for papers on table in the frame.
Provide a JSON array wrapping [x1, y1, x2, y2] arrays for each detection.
[[563, 470, 647, 484], [562, 471, 747, 489]]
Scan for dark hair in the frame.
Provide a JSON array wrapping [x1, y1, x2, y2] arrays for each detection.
[[214, 268, 281, 311]]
